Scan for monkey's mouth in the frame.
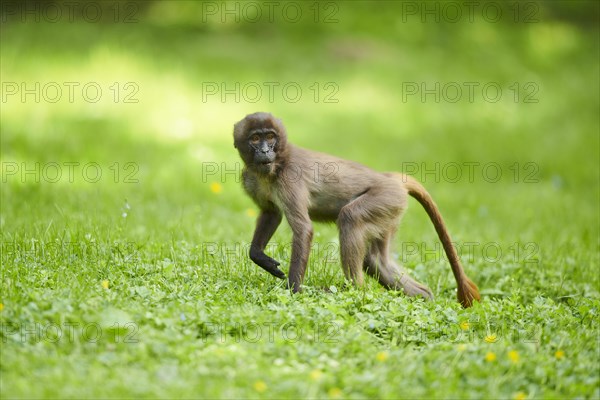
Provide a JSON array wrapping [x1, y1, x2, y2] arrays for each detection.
[[256, 162, 276, 174]]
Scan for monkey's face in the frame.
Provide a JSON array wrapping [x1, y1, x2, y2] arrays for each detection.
[[234, 112, 287, 175], [247, 128, 278, 173]]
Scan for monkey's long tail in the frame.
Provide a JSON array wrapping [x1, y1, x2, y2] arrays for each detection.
[[398, 173, 480, 308]]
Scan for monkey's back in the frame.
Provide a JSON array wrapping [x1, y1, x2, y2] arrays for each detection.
[[288, 145, 404, 222]]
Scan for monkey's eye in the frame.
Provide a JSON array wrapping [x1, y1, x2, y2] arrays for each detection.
[[265, 133, 276, 143], [249, 134, 261, 145]]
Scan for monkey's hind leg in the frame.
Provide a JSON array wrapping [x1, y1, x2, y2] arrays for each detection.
[[337, 191, 385, 287], [337, 213, 367, 287], [364, 236, 433, 300]]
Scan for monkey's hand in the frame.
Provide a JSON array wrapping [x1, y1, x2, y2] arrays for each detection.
[[249, 249, 286, 279]]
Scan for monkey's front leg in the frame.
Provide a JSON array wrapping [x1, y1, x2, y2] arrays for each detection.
[[249, 209, 285, 279], [287, 219, 314, 293]]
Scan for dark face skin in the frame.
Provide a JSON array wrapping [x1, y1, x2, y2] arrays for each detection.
[[234, 112, 288, 176], [247, 128, 278, 174]]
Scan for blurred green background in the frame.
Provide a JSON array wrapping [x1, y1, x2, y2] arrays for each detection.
[[1, 1, 599, 398]]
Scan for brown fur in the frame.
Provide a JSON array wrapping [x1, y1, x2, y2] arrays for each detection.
[[234, 112, 480, 307]]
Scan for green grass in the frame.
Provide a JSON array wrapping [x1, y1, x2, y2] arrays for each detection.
[[1, 2, 599, 399]]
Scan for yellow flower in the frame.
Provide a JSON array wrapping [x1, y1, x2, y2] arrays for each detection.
[[457, 344, 467, 352], [0, 303, 4, 312], [376, 351, 389, 362], [508, 350, 520, 363], [328, 387, 343, 398], [484, 333, 498, 343], [309, 369, 323, 381], [513, 391, 527, 400], [101, 280, 109, 289], [210, 182, 223, 194], [253, 380, 267, 393], [485, 352, 497, 362], [246, 209, 257, 217], [555, 350, 565, 359], [459, 321, 470, 330]]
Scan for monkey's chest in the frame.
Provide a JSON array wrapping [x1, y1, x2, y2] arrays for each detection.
[[247, 178, 282, 209]]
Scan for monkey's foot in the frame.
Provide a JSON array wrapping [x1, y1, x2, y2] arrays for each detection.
[[398, 275, 434, 300]]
